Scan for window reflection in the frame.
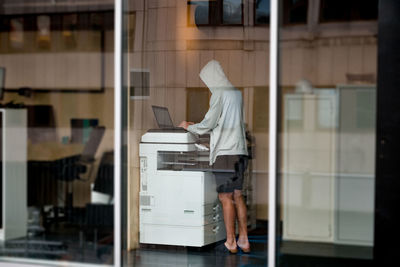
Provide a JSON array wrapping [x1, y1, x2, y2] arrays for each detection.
[[126, 0, 268, 265], [279, 0, 377, 265], [283, 0, 308, 25], [187, 0, 243, 26], [320, 0, 378, 22], [188, 0, 210, 26], [255, 0, 270, 25], [222, 0, 243, 25]]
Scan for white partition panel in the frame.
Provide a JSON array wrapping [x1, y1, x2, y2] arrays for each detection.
[[0, 109, 27, 241]]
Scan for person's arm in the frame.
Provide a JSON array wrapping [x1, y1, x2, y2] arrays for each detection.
[[186, 92, 222, 135]]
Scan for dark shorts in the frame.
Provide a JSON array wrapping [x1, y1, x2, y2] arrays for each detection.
[[212, 155, 248, 193]]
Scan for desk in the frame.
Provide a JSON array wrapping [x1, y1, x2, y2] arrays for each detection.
[[27, 142, 84, 207], [28, 142, 84, 161]]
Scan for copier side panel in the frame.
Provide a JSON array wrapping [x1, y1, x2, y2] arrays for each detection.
[[140, 221, 226, 247]]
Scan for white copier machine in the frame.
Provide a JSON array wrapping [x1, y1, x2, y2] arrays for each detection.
[[139, 129, 226, 247]]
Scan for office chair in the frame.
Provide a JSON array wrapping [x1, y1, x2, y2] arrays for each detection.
[[53, 126, 106, 222], [92, 151, 114, 197], [78, 151, 114, 252], [61, 126, 106, 182]]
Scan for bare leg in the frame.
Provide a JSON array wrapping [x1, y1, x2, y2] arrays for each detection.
[[218, 192, 237, 251], [233, 190, 250, 251]]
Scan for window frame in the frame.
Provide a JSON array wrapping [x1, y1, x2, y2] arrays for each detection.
[[282, 0, 309, 26], [254, 0, 271, 26], [187, 0, 244, 27], [319, 0, 379, 23]]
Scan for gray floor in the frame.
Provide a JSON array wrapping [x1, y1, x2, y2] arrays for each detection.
[[280, 241, 373, 260], [124, 237, 374, 267], [0, 228, 114, 265], [0, 231, 374, 267], [125, 240, 268, 267]]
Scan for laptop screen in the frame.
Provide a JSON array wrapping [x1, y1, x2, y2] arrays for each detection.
[[152, 106, 175, 128]]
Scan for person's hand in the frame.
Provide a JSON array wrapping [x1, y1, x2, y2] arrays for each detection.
[[178, 121, 194, 130]]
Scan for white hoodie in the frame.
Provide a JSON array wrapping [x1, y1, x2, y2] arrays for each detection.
[[187, 60, 248, 165]]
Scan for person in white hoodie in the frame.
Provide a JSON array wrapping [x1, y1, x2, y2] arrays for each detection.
[[179, 60, 250, 253]]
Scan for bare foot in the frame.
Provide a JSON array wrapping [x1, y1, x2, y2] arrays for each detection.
[[237, 239, 250, 252], [224, 241, 238, 253]]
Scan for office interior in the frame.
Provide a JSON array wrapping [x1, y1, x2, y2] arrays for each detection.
[[0, 0, 379, 266]]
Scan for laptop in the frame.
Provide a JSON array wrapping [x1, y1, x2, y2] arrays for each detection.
[[151, 105, 186, 132]]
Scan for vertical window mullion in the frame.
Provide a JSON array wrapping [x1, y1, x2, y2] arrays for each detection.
[[268, 0, 278, 267], [114, 0, 122, 266]]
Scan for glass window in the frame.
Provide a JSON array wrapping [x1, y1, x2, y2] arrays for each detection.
[[222, 0, 243, 25], [187, 0, 243, 26], [283, 0, 308, 25], [320, 0, 378, 22], [278, 0, 377, 266], [255, 0, 271, 25], [188, 0, 211, 26], [123, 0, 269, 265], [0, 1, 115, 265]]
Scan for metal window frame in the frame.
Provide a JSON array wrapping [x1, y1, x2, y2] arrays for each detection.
[[0, 0, 277, 266], [0, 1, 122, 266], [114, 0, 122, 266], [269, 1, 278, 267]]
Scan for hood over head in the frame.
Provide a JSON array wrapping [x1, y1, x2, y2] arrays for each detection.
[[199, 60, 233, 93]]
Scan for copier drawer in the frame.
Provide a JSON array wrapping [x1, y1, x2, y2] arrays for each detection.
[[140, 204, 223, 226], [140, 220, 226, 247]]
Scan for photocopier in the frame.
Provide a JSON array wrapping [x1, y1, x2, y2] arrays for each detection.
[[139, 129, 226, 247]]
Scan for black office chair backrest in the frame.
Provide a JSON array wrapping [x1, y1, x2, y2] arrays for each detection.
[[93, 151, 114, 196], [80, 126, 105, 162]]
